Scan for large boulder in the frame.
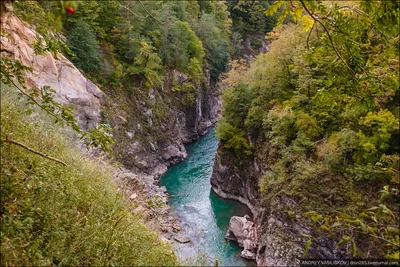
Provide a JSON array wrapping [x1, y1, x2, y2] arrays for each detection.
[[225, 215, 257, 260], [0, 11, 103, 130]]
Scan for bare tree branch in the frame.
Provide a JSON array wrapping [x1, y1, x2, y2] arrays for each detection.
[[1, 138, 67, 166], [119, 3, 148, 20], [137, 0, 163, 25], [306, 21, 315, 50]]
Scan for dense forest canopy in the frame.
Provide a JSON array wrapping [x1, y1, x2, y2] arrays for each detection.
[[11, 0, 279, 112], [217, 0, 399, 259]]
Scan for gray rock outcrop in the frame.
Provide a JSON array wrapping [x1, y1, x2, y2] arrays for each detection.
[[225, 215, 257, 260], [1, 11, 103, 130], [112, 68, 221, 183], [173, 234, 191, 244]]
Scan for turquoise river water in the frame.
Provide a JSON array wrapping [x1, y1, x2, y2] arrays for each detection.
[[159, 129, 255, 266]]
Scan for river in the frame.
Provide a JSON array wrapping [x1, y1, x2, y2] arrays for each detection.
[[159, 129, 255, 266]]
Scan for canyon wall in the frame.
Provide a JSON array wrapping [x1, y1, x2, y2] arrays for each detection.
[[1, 10, 220, 188], [211, 139, 348, 266]]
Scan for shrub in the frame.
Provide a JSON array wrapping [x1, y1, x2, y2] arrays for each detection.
[[161, 21, 204, 72], [221, 84, 252, 128], [171, 77, 199, 107], [127, 42, 163, 88], [216, 120, 253, 162], [295, 112, 320, 140], [264, 105, 297, 149]]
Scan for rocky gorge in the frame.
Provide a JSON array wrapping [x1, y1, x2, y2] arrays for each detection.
[[1, 6, 288, 263], [4, 1, 396, 266], [1, 6, 220, 249]]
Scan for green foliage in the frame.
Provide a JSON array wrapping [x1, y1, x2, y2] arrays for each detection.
[[227, 0, 278, 35], [216, 83, 254, 160], [195, 14, 230, 78], [245, 104, 264, 133], [128, 42, 163, 88], [216, 120, 253, 162], [230, 31, 244, 59], [250, 37, 262, 50], [187, 57, 203, 83], [304, 239, 312, 256], [0, 56, 81, 132], [161, 21, 205, 72], [303, 186, 399, 258], [183, 1, 200, 25], [221, 84, 253, 128], [171, 79, 198, 107], [32, 33, 72, 58], [219, 0, 399, 258], [0, 88, 177, 266], [14, 1, 73, 56], [220, 1, 399, 180], [109, 62, 124, 88], [81, 124, 115, 152], [12, 0, 235, 124], [62, 1, 102, 33], [67, 20, 102, 73], [13, 0, 234, 92], [264, 105, 297, 149], [1, 29, 113, 153], [0, 56, 33, 86], [359, 110, 399, 152], [295, 112, 320, 140]]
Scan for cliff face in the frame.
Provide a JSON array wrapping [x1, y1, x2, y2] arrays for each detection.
[[107, 68, 221, 187], [211, 147, 260, 215], [211, 140, 347, 266], [1, 11, 103, 131]]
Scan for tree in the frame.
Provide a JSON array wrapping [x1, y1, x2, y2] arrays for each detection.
[[230, 31, 244, 59], [195, 14, 229, 79], [67, 20, 102, 73], [161, 21, 204, 73], [227, 0, 277, 35], [128, 42, 163, 88]]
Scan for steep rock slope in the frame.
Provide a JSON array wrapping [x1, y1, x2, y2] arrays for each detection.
[[109, 68, 220, 183], [1, 11, 103, 131]]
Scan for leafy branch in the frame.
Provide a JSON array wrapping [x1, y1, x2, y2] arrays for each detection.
[[1, 57, 81, 132], [302, 186, 399, 257], [298, 0, 355, 75]]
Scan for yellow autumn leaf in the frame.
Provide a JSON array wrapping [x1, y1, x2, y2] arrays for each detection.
[[301, 15, 314, 31]]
